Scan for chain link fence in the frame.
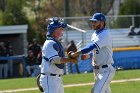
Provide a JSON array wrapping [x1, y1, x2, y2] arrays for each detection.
[[61, 15, 140, 49], [63, 15, 140, 29]]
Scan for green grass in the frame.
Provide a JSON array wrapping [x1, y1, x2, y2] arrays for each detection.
[[15, 90, 40, 93], [0, 77, 37, 90], [7, 81, 140, 93], [111, 81, 140, 93], [113, 69, 140, 80], [0, 69, 140, 92], [63, 69, 140, 84], [65, 85, 92, 93], [65, 81, 140, 93]]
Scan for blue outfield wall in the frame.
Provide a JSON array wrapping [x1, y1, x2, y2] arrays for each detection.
[[113, 50, 140, 69], [68, 50, 140, 73]]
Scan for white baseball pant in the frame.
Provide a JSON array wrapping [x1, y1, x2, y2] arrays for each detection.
[[91, 64, 115, 93], [40, 74, 64, 93]]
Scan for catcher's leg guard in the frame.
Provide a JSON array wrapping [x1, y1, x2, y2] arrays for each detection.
[[36, 74, 44, 92]]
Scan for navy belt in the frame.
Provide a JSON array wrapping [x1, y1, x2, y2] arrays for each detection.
[[41, 73, 62, 77], [94, 65, 108, 69], [50, 73, 62, 77]]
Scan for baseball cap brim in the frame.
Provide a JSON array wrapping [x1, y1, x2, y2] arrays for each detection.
[[89, 18, 98, 22]]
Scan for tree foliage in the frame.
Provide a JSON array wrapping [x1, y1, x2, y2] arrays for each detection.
[[113, 0, 140, 28], [1, 0, 28, 25]]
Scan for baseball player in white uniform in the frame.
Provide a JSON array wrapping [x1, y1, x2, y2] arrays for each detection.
[[70, 13, 115, 93], [39, 17, 77, 93]]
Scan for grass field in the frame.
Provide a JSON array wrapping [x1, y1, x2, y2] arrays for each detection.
[[0, 69, 140, 93]]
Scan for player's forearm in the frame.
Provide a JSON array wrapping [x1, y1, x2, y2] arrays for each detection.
[[60, 57, 77, 64], [51, 57, 77, 64], [81, 43, 97, 54], [51, 57, 61, 64]]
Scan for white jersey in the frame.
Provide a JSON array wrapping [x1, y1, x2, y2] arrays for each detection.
[[40, 39, 64, 75], [91, 28, 114, 66]]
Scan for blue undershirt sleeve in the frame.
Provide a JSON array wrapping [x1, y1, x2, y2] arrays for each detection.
[[81, 43, 97, 54]]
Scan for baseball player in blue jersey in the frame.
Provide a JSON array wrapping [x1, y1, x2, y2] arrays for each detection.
[[39, 17, 77, 93], [70, 13, 115, 93]]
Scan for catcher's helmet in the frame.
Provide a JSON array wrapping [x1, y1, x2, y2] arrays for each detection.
[[47, 17, 67, 35], [90, 13, 106, 22]]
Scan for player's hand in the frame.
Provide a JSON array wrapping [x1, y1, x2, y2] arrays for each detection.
[[61, 57, 78, 64], [68, 51, 75, 59], [81, 54, 90, 60], [68, 51, 79, 58], [67, 51, 78, 64]]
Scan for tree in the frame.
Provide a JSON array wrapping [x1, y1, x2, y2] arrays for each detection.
[[1, 0, 28, 25], [0, 0, 6, 12], [113, 0, 140, 28], [68, 0, 114, 16]]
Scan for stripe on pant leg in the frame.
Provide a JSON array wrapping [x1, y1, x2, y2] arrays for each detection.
[[99, 68, 111, 93]]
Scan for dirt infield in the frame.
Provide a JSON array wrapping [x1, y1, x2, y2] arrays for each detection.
[[0, 78, 140, 93]]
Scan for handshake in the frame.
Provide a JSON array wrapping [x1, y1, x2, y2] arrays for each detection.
[[67, 51, 78, 64], [67, 51, 78, 59], [67, 51, 90, 63]]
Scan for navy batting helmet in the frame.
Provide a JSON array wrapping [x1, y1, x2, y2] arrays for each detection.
[[90, 13, 106, 22], [47, 17, 67, 35]]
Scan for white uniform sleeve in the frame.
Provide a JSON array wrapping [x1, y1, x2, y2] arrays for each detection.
[[42, 41, 59, 62]]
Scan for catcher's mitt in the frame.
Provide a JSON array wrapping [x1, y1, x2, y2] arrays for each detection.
[[36, 74, 44, 92], [67, 51, 76, 59]]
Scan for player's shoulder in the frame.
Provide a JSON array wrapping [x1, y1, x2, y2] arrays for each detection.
[[98, 29, 111, 40], [43, 40, 56, 46], [42, 40, 56, 51], [101, 28, 110, 35], [103, 28, 109, 32], [46, 39, 56, 43]]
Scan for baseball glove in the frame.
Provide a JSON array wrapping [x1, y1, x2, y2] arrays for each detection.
[[67, 51, 76, 59], [36, 74, 44, 92]]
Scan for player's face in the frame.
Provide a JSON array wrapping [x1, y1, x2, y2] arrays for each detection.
[[90, 21, 102, 30], [54, 27, 64, 40]]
